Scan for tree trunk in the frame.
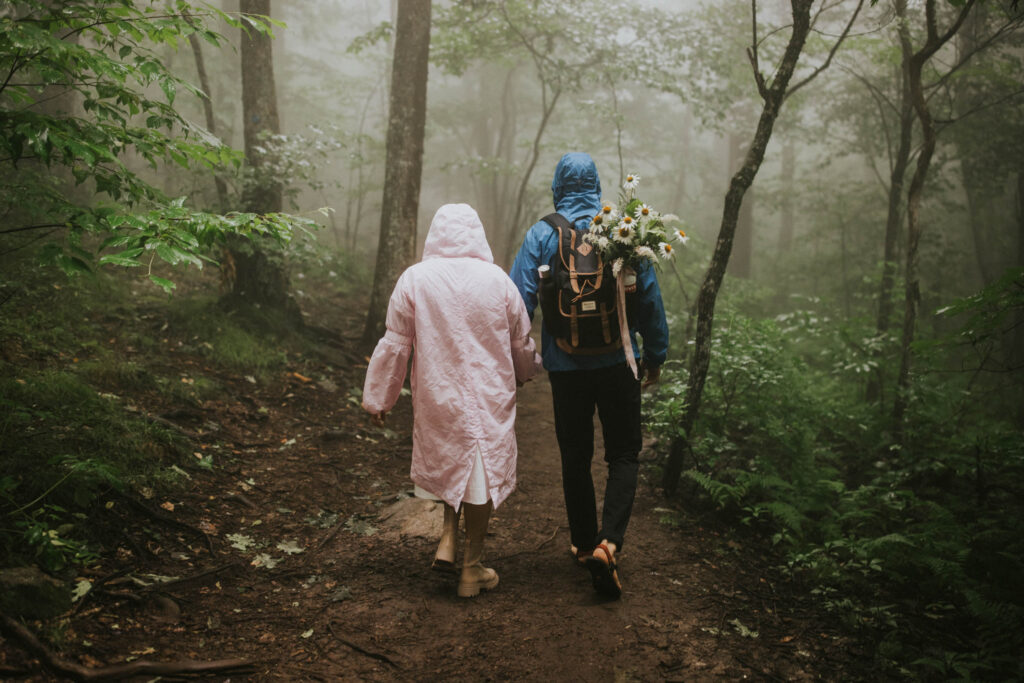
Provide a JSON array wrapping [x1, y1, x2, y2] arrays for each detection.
[[866, 0, 914, 403], [893, 0, 977, 442], [361, 0, 432, 348], [663, 0, 816, 494], [777, 139, 795, 253], [727, 131, 754, 279], [186, 17, 229, 211], [223, 0, 298, 324], [239, 0, 281, 214], [502, 82, 562, 267], [955, 6, 994, 287], [1013, 168, 1024, 427]]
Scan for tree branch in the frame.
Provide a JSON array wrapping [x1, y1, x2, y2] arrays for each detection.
[[0, 223, 69, 235], [786, 0, 866, 101], [747, 0, 769, 99]]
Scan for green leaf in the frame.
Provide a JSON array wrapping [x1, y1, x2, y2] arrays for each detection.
[[149, 275, 176, 293], [159, 76, 176, 105], [99, 247, 144, 267], [154, 243, 183, 265]]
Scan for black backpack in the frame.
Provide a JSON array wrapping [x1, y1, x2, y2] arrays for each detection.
[[537, 213, 635, 355]]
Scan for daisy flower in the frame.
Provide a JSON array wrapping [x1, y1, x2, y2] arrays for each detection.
[[623, 173, 641, 191], [613, 216, 636, 243], [589, 214, 606, 233], [598, 204, 618, 221], [672, 228, 690, 245], [634, 204, 657, 222], [658, 242, 675, 260], [635, 245, 657, 262]]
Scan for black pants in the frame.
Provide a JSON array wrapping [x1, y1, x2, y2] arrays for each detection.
[[549, 363, 642, 553]]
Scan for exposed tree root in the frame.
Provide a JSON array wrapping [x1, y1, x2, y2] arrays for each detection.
[[0, 611, 254, 681], [109, 488, 214, 554]]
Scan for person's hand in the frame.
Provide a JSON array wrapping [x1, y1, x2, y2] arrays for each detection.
[[642, 364, 661, 389], [371, 411, 387, 427]]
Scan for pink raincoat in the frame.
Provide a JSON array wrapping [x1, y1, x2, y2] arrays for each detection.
[[362, 204, 540, 509]]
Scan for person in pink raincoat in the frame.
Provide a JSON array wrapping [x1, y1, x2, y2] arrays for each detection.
[[362, 203, 540, 598]]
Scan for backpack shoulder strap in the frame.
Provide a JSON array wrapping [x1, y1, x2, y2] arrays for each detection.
[[541, 212, 574, 232]]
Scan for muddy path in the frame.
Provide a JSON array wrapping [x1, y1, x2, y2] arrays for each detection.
[[1, 303, 864, 681]]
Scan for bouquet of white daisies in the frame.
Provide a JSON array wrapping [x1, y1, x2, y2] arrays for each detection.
[[583, 172, 689, 277]]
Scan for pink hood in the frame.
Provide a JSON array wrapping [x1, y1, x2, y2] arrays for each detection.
[[362, 204, 540, 509], [421, 203, 494, 263]]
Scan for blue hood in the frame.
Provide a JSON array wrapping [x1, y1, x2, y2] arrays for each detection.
[[551, 153, 602, 224]]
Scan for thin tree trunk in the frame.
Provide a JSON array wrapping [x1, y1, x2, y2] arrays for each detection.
[[1012, 167, 1023, 427], [346, 80, 381, 252], [361, 0, 432, 348], [502, 82, 562, 266], [866, 0, 914, 403], [663, 0, 816, 494], [239, 0, 281, 214], [727, 130, 754, 279], [893, 0, 977, 442], [675, 107, 693, 212], [186, 18, 228, 210], [839, 209, 851, 320], [777, 139, 795, 252], [223, 0, 297, 322], [955, 6, 994, 286]]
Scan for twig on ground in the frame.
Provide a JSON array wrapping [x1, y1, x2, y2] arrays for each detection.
[[144, 561, 240, 591], [494, 525, 563, 561], [328, 622, 401, 669], [0, 611, 254, 681], [315, 521, 344, 553], [139, 411, 199, 440], [226, 492, 258, 509]]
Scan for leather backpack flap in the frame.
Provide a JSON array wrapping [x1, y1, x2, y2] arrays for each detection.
[[553, 222, 612, 320], [541, 212, 622, 352]]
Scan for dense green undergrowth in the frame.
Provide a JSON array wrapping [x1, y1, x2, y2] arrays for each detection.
[[650, 270, 1024, 680], [0, 242, 361, 575]]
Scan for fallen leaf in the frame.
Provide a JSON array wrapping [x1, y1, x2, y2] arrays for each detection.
[[276, 540, 305, 555], [300, 628, 314, 638], [226, 533, 255, 551], [251, 553, 280, 569], [160, 501, 175, 512], [292, 372, 313, 383], [71, 579, 92, 603], [780, 635, 796, 643]]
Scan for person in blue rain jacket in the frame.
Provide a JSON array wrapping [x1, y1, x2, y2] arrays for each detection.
[[509, 152, 669, 599]]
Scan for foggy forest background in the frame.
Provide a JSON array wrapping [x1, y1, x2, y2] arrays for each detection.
[[2, 0, 1023, 678]]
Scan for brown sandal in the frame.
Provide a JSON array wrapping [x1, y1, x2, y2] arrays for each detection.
[[569, 544, 592, 568], [584, 543, 622, 598]]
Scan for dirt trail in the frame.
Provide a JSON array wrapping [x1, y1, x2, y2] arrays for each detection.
[[2, 307, 860, 680]]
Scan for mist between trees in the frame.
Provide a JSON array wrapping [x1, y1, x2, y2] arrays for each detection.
[[2, 0, 1023, 679]]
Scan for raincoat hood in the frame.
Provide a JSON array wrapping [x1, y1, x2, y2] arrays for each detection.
[[551, 152, 602, 222], [421, 203, 494, 263]]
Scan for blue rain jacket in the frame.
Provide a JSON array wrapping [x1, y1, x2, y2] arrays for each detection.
[[509, 152, 670, 372]]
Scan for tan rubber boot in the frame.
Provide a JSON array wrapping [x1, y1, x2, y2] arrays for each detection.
[[457, 501, 499, 598], [431, 503, 460, 573]]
